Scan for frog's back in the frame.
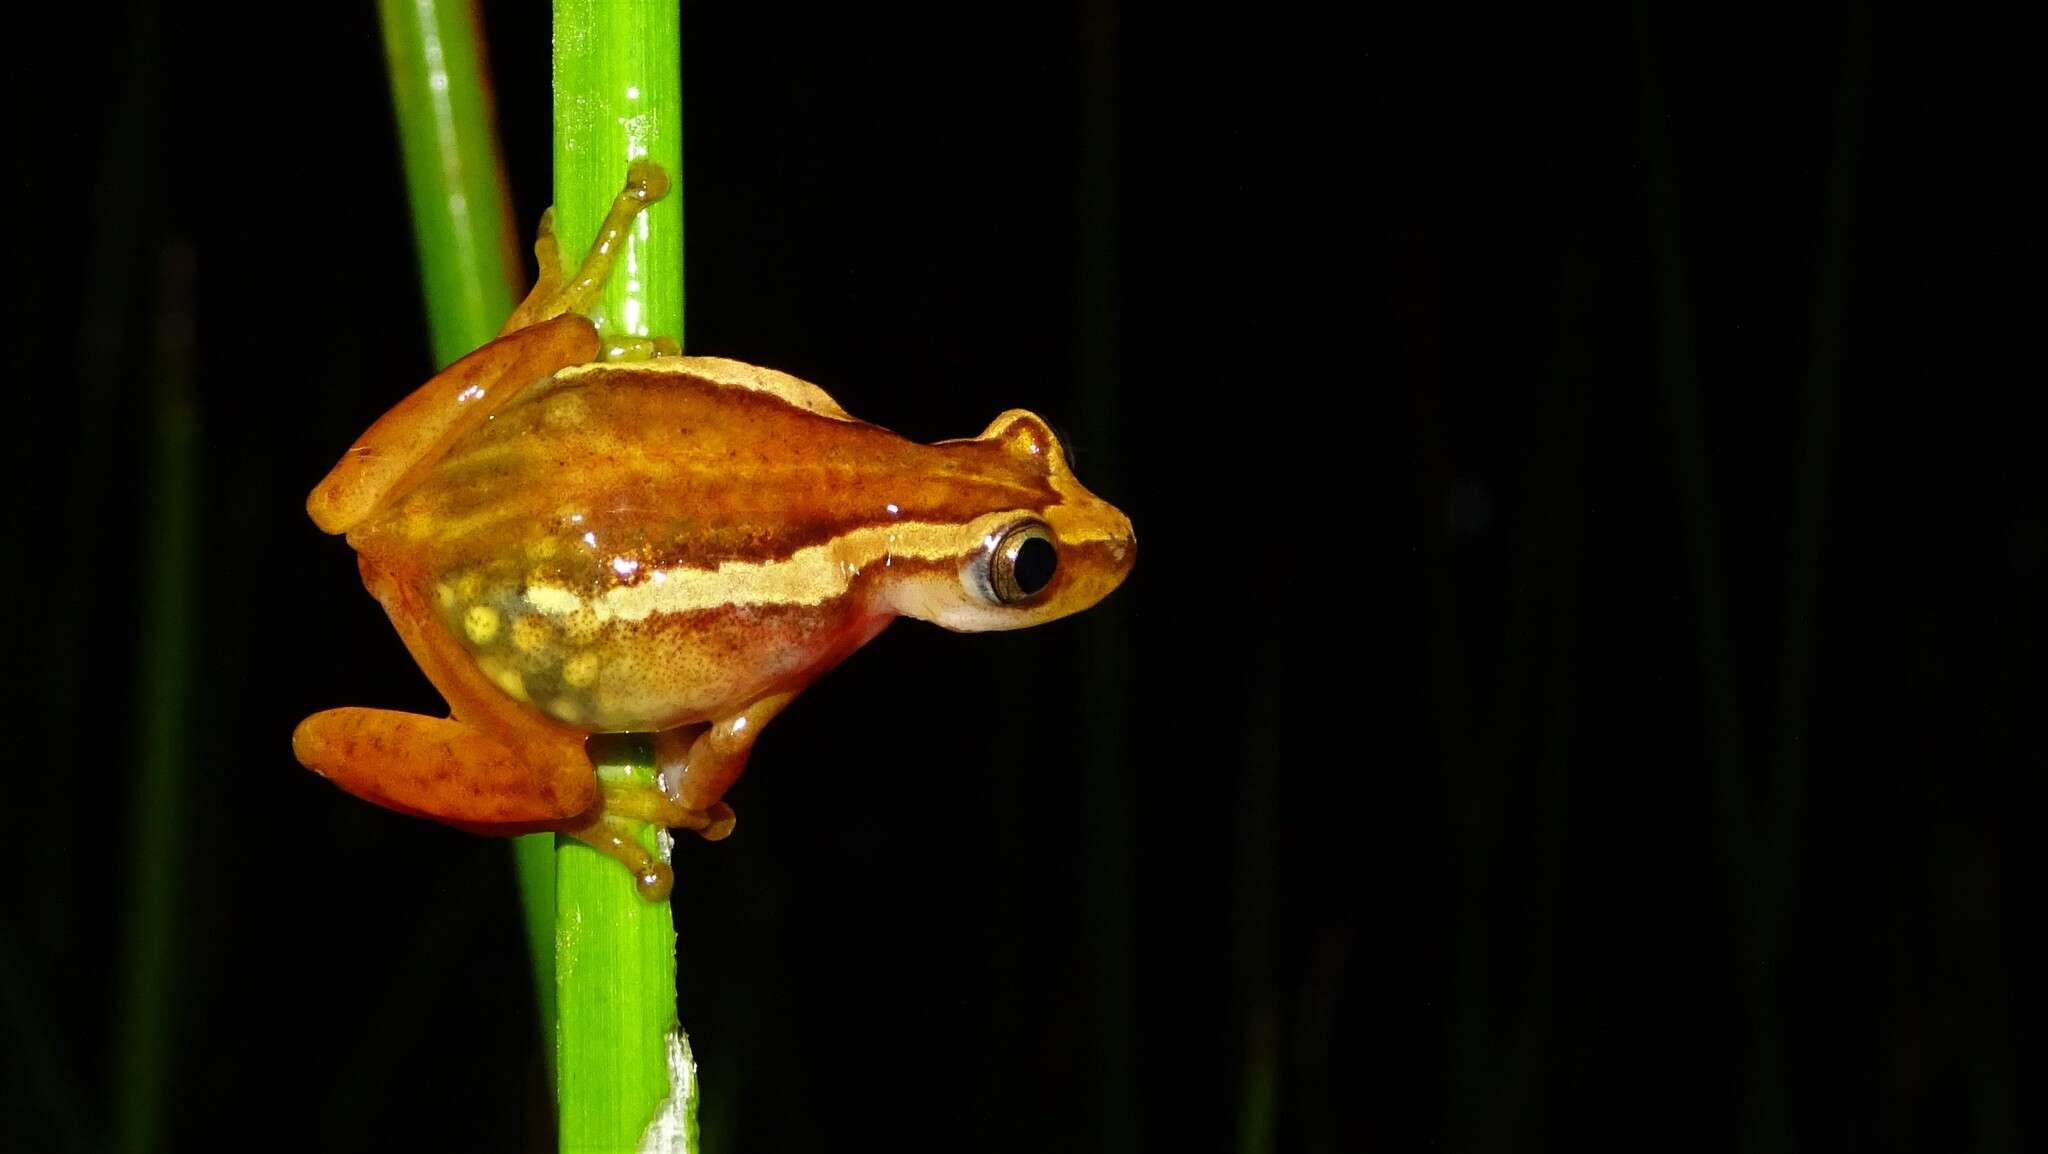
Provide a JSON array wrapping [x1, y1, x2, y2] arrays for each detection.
[[361, 360, 1047, 565], [347, 359, 1054, 731]]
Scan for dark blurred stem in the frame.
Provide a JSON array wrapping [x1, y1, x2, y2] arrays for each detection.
[[1233, 639, 1280, 1154], [112, 243, 200, 1154], [1635, 5, 1778, 1147], [88, 0, 171, 1148], [378, 0, 520, 368], [1773, 1, 1867, 884], [1076, 0, 1137, 1148]]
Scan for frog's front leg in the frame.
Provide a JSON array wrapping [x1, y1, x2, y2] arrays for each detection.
[[595, 693, 798, 841], [665, 692, 799, 815], [556, 736, 741, 902], [559, 701, 793, 902]]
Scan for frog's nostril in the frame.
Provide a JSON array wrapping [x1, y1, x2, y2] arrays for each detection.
[[1106, 518, 1137, 567]]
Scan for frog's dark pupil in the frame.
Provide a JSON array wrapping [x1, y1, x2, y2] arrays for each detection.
[[1013, 536, 1057, 595]]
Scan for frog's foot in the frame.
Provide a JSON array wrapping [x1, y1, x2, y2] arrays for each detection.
[[497, 207, 566, 337], [599, 778, 737, 842], [565, 815, 677, 901], [560, 783, 732, 904], [600, 335, 683, 362], [292, 707, 595, 826], [503, 159, 672, 333]]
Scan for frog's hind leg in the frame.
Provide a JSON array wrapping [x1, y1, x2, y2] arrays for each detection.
[[295, 706, 694, 901], [292, 708, 596, 826], [499, 160, 671, 336], [309, 162, 672, 537], [497, 207, 568, 337], [305, 312, 601, 535]]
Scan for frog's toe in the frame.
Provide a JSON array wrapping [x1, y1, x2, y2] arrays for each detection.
[[634, 861, 676, 902], [567, 813, 676, 903], [696, 802, 736, 842]]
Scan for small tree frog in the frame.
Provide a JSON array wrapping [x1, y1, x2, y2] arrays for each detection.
[[293, 162, 1136, 898]]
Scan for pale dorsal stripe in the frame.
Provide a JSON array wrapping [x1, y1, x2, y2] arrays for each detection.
[[526, 518, 988, 621], [522, 509, 1119, 623], [553, 357, 857, 422]]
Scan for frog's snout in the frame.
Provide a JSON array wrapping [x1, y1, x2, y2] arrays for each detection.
[[1066, 501, 1136, 610]]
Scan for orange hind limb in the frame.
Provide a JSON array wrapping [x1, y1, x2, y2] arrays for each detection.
[[292, 707, 596, 826]]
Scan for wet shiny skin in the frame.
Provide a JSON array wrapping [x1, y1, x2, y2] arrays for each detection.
[[293, 162, 1132, 896], [350, 363, 1132, 735]]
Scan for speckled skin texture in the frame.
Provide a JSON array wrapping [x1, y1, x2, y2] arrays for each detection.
[[292, 164, 1130, 895], [292, 323, 1134, 883], [350, 366, 1070, 733]]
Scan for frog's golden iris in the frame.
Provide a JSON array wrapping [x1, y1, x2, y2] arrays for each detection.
[[987, 520, 1059, 604]]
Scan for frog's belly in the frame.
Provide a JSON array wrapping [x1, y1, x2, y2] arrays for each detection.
[[433, 566, 867, 731]]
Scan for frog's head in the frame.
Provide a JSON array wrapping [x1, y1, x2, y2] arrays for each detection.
[[888, 411, 1135, 633]]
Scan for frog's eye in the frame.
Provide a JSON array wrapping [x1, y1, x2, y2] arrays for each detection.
[[987, 520, 1058, 605]]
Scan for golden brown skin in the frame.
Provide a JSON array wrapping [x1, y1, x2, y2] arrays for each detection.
[[293, 163, 1135, 898]]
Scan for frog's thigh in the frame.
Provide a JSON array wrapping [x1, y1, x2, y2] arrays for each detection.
[[306, 313, 599, 535], [293, 708, 595, 825]]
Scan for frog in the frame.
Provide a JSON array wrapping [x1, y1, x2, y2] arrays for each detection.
[[292, 161, 1136, 899]]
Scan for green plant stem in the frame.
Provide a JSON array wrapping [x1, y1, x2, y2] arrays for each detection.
[[551, 1, 693, 1150], [379, 0, 520, 367], [113, 244, 199, 1154], [380, 2, 693, 1143], [375, 0, 561, 1055], [551, 0, 685, 341]]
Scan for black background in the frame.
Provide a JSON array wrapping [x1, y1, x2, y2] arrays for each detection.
[[3, 2, 2041, 1151]]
